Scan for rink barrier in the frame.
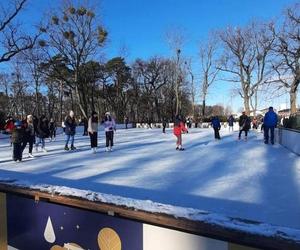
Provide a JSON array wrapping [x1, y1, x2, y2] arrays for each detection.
[[277, 127, 300, 155], [0, 183, 300, 250]]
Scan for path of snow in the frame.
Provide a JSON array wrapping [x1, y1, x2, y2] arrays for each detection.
[[0, 127, 300, 240]]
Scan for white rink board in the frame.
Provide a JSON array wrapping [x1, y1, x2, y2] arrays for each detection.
[[143, 224, 228, 250]]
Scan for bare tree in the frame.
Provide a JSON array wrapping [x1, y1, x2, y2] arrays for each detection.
[[218, 22, 275, 115], [0, 0, 38, 63], [165, 27, 186, 115], [199, 36, 220, 118], [41, 1, 108, 118], [271, 4, 300, 114], [184, 59, 196, 117]]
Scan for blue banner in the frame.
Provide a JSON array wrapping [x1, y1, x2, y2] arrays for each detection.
[[7, 194, 143, 250]]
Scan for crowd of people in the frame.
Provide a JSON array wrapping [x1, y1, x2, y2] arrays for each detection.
[[3, 110, 117, 162], [209, 106, 278, 144], [3, 107, 279, 162]]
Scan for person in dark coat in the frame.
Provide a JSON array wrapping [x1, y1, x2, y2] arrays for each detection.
[[124, 116, 129, 129], [22, 115, 35, 158], [36, 114, 49, 152], [227, 115, 234, 132], [82, 117, 88, 136], [238, 112, 251, 140], [12, 120, 24, 162], [162, 118, 167, 133], [263, 107, 278, 145], [211, 116, 221, 140], [49, 118, 57, 141], [64, 110, 77, 150], [88, 111, 98, 153]]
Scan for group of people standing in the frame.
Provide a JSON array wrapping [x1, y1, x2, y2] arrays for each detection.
[[4, 110, 117, 162]]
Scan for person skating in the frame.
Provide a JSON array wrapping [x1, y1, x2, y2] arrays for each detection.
[[36, 114, 50, 152], [173, 115, 187, 150], [88, 111, 98, 153], [263, 107, 278, 145], [252, 117, 258, 130], [64, 110, 77, 150], [49, 118, 57, 141], [12, 120, 24, 162], [4, 116, 15, 146], [211, 116, 221, 140], [103, 112, 116, 152], [162, 118, 167, 133], [82, 117, 88, 136], [22, 115, 35, 158], [238, 112, 251, 141], [227, 115, 234, 132], [124, 116, 129, 129]]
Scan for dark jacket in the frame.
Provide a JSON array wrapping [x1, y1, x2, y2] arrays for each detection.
[[239, 114, 251, 130], [11, 127, 24, 144], [64, 116, 77, 136], [228, 116, 234, 126], [211, 117, 221, 129], [49, 121, 56, 131], [37, 117, 50, 138], [23, 121, 35, 139], [264, 111, 278, 127]]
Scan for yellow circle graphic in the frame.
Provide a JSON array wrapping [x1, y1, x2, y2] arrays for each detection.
[[98, 227, 122, 250]]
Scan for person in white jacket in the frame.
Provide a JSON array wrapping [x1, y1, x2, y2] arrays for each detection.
[[88, 111, 98, 153], [103, 112, 116, 151]]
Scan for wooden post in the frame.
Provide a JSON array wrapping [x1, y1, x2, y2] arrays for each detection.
[[0, 193, 7, 250]]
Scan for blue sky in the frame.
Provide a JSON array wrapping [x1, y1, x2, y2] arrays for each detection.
[[12, 0, 300, 111]]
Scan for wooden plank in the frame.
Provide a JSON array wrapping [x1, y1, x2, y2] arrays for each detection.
[[0, 192, 7, 250], [0, 183, 299, 250]]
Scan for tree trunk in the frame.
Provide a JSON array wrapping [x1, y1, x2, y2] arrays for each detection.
[[290, 89, 298, 114], [244, 96, 251, 115]]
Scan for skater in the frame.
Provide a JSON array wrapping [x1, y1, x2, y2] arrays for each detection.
[[12, 120, 24, 162], [263, 107, 278, 145], [36, 114, 49, 152], [103, 112, 116, 151], [173, 115, 187, 150], [124, 116, 129, 129], [49, 118, 57, 141], [162, 118, 167, 133], [211, 116, 221, 140], [227, 115, 234, 132], [252, 117, 258, 130], [82, 117, 88, 136], [88, 111, 98, 153], [64, 110, 77, 150], [238, 112, 251, 140], [4, 116, 15, 146], [22, 115, 35, 158]]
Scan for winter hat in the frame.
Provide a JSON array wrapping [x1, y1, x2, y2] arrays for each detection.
[[91, 111, 97, 116], [70, 110, 74, 117], [105, 112, 111, 116], [14, 120, 22, 127], [27, 115, 33, 120]]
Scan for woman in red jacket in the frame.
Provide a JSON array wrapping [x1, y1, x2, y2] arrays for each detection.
[[173, 115, 187, 150]]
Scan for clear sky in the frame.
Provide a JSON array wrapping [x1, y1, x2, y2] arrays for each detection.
[[11, 0, 300, 111]]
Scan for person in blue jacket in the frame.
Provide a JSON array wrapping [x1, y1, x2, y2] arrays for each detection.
[[211, 116, 221, 140], [263, 107, 278, 145]]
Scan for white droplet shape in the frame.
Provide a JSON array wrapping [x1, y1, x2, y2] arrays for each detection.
[[44, 216, 56, 243]]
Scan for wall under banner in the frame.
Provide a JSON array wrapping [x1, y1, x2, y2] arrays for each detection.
[[0, 193, 260, 250]]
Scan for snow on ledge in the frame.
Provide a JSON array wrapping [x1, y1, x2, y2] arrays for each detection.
[[1, 178, 300, 244]]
